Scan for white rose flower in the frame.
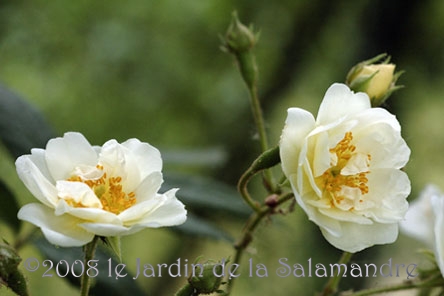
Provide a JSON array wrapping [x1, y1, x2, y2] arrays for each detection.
[[401, 185, 444, 277], [280, 83, 411, 252], [16, 132, 187, 247]]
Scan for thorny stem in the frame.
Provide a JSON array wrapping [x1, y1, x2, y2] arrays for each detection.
[[80, 236, 99, 296], [226, 192, 294, 295]]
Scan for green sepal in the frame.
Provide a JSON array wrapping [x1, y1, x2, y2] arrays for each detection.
[[348, 70, 378, 93], [102, 236, 121, 262]]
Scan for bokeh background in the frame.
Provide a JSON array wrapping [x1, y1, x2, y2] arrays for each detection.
[[1, 0, 443, 295]]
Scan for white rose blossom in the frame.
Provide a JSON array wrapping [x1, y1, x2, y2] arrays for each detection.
[[401, 185, 444, 277], [279, 83, 411, 252], [16, 132, 187, 247]]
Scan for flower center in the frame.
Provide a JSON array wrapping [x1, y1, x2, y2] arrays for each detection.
[[316, 132, 370, 208], [67, 165, 136, 214]]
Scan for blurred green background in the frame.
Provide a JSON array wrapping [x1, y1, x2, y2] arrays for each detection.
[[1, 0, 444, 295]]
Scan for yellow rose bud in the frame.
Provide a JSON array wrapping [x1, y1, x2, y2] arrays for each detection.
[[354, 64, 395, 100], [346, 54, 403, 107]]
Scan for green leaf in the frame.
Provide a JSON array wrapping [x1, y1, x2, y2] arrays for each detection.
[[163, 173, 251, 218], [0, 180, 21, 232], [0, 243, 29, 296], [33, 238, 145, 296], [0, 85, 54, 159]]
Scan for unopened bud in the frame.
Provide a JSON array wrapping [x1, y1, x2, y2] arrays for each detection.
[[0, 244, 21, 277], [0, 243, 28, 296], [221, 11, 258, 54], [187, 260, 224, 294], [346, 53, 403, 106]]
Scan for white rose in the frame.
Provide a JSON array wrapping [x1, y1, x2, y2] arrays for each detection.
[[280, 83, 411, 252], [401, 185, 444, 277], [16, 132, 187, 247]]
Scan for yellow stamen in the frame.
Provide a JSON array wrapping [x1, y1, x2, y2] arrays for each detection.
[[316, 132, 370, 207], [67, 165, 136, 214]]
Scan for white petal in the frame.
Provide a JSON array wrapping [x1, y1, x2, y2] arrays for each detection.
[[400, 185, 440, 246], [137, 189, 187, 227], [54, 200, 120, 223], [17, 203, 94, 247], [56, 180, 102, 208], [301, 155, 322, 197], [99, 140, 128, 177], [316, 83, 370, 126], [79, 222, 137, 237], [353, 107, 401, 132], [15, 155, 58, 207], [279, 108, 315, 177], [312, 131, 330, 177], [28, 148, 53, 181], [341, 153, 370, 175], [72, 164, 103, 180], [319, 207, 373, 224], [110, 171, 166, 223], [321, 221, 398, 253], [99, 140, 141, 191], [133, 172, 163, 202], [122, 138, 163, 180], [45, 132, 98, 180], [118, 196, 166, 224], [363, 169, 410, 222], [295, 189, 342, 236], [354, 122, 410, 169]]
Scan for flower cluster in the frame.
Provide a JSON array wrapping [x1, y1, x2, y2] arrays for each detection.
[[16, 132, 187, 247], [279, 83, 411, 252]]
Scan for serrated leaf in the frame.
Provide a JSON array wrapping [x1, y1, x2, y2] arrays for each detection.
[[163, 173, 251, 218], [0, 84, 54, 159], [0, 180, 21, 232], [33, 238, 145, 296], [174, 214, 232, 242]]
